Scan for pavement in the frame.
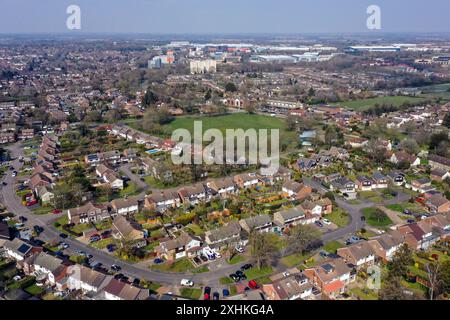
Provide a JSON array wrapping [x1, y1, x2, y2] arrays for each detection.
[[0, 142, 411, 289]]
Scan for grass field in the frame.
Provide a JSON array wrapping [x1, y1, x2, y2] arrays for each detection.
[[362, 208, 393, 227], [323, 240, 345, 254], [337, 96, 427, 111], [326, 209, 350, 228], [180, 288, 202, 300]]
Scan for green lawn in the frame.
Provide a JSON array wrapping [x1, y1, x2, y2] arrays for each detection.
[[323, 241, 345, 254], [25, 284, 45, 296], [180, 288, 202, 300], [337, 96, 427, 111], [220, 277, 234, 285], [228, 254, 245, 265], [32, 206, 54, 215], [185, 223, 204, 236], [151, 258, 207, 273], [326, 209, 350, 228], [281, 253, 312, 268], [362, 208, 393, 227], [385, 202, 420, 213], [244, 266, 273, 280]]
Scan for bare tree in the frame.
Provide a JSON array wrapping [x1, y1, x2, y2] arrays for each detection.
[[426, 262, 444, 300], [248, 231, 277, 269]]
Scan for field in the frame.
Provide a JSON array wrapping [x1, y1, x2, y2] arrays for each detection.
[[362, 208, 393, 227], [337, 96, 427, 111]]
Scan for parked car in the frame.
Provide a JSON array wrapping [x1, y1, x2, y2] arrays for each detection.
[[193, 257, 201, 264], [229, 273, 240, 282], [240, 264, 253, 271], [89, 235, 101, 243], [111, 264, 121, 272], [18, 216, 28, 223], [213, 292, 220, 300], [222, 289, 230, 297], [181, 279, 194, 287], [33, 225, 44, 234], [319, 250, 329, 258], [204, 287, 211, 300], [315, 221, 323, 228], [26, 200, 38, 207], [403, 209, 412, 215], [235, 246, 244, 253], [114, 273, 125, 280], [107, 244, 117, 252], [2, 182, 7, 186], [153, 258, 163, 264], [322, 219, 331, 225], [407, 219, 416, 224], [101, 231, 111, 239], [59, 233, 68, 239], [236, 270, 247, 280], [248, 280, 258, 289], [199, 255, 208, 262], [60, 243, 69, 249], [52, 209, 62, 214], [132, 278, 141, 286]]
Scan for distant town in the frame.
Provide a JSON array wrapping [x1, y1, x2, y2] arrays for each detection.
[[0, 33, 449, 301]]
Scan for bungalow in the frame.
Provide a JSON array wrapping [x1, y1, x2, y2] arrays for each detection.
[[110, 197, 139, 216], [239, 215, 274, 233], [35, 185, 55, 204], [430, 168, 450, 182], [67, 265, 112, 294], [156, 233, 202, 261], [372, 172, 388, 189], [303, 258, 354, 299], [330, 177, 356, 194], [233, 173, 259, 189], [67, 202, 110, 224], [23, 252, 66, 286], [177, 183, 207, 205], [263, 273, 313, 300], [410, 178, 434, 193], [112, 216, 145, 244], [356, 176, 373, 191], [428, 154, 450, 171], [204, 221, 242, 248], [101, 279, 149, 300], [368, 231, 404, 262], [337, 242, 376, 269], [282, 180, 312, 200], [425, 194, 450, 214], [96, 164, 124, 190], [387, 171, 405, 186], [273, 207, 306, 229]]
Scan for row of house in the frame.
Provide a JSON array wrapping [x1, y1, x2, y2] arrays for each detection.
[[1, 238, 149, 300]]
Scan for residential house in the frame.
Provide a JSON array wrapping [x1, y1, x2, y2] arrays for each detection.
[[372, 172, 388, 189], [389, 151, 421, 167], [110, 197, 139, 216], [428, 154, 450, 171], [282, 180, 312, 200], [0, 220, 11, 241], [18, 129, 34, 140], [206, 178, 237, 198], [144, 189, 181, 212], [303, 258, 354, 299], [101, 279, 149, 300], [67, 202, 110, 224], [96, 164, 124, 190], [425, 194, 450, 214], [67, 265, 112, 294], [430, 168, 450, 182], [368, 231, 405, 262], [112, 216, 146, 244], [263, 273, 313, 300], [233, 173, 260, 189], [85, 153, 101, 166], [156, 233, 202, 261], [204, 221, 242, 248], [239, 215, 273, 234], [397, 221, 438, 250], [337, 242, 376, 269], [141, 157, 173, 182], [356, 176, 373, 191], [0, 132, 16, 144], [35, 185, 55, 204], [387, 171, 405, 186], [178, 183, 207, 205], [410, 178, 434, 193], [330, 177, 356, 194], [23, 252, 67, 286], [274, 207, 307, 229], [3, 238, 40, 262], [98, 150, 121, 163]]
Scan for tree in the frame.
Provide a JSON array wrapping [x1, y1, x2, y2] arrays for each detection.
[[84, 110, 102, 123], [441, 260, 450, 295], [426, 262, 445, 300], [399, 138, 420, 155], [143, 88, 158, 107], [366, 139, 388, 163], [225, 82, 237, 93], [244, 102, 256, 114], [287, 224, 321, 256], [104, 109, 122, 123], [371, 208, 388, 224], [248, 231, 277, 269], [388, 244, 414, 278], [378, 275, 408, 300], [307, 87, 315, 98]]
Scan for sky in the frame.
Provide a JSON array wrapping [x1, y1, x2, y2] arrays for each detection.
[[1, 0, 450, 34]]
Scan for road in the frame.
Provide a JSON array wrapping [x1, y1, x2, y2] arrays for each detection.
[[0, 143, 412, 288]]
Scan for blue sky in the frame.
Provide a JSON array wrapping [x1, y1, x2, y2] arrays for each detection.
[[1, 0, 450, 34]]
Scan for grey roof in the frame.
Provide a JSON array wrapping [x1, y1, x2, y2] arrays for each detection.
[[277, 207, 305, 221], [240, 215, 272, 230]]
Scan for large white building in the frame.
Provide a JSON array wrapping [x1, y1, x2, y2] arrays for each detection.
[[190, 59, 217, 74]]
